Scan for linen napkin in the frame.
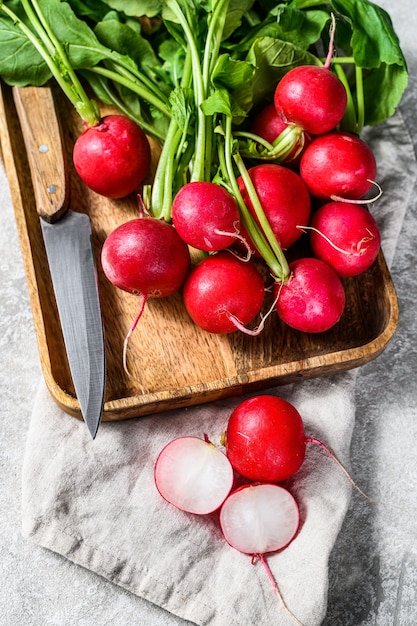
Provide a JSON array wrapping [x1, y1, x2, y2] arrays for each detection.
[[21, 110, 416, 626]]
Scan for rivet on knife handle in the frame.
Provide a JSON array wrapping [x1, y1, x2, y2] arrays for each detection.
[[13, 85, 68, 223]]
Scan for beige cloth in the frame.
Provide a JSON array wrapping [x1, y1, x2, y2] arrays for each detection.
[[21, 111, 415, 626]]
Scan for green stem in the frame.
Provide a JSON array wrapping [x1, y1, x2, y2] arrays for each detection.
[[235, 125, 303, 161], [150, 47, 193, 220], [355, 65, 365, 133], [202, 0, 230, 88], [87, 65, 171, 118], [221, 117, 289, 281], [165, 0, 206, 182], [201, 0, 230, 180], [152, 121, 184, 220], [233, 152, 290, 280], [81, 71, 166, 142], [21, 0, 100, 125], [333, 63, 357, 133]]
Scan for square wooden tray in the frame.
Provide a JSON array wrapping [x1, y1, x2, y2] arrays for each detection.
[[0, 82, 399, 422]]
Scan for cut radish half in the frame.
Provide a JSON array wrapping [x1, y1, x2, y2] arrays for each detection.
[[220, 483, 300, 554], [154, 436, 234, 514]]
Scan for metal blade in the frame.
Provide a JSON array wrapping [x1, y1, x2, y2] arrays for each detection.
[[41, 211, 105, 439]]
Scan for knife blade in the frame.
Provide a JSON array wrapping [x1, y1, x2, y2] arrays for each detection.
[[13, 85, 105, 439]]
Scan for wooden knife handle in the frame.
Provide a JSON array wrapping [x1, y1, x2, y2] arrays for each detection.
[[13, 86, 69, 223]]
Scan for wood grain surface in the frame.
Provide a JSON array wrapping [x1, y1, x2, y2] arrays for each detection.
[[0, 82, 399, 422]]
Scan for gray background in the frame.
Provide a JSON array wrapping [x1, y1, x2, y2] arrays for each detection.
[[1, 1, 416, 625]]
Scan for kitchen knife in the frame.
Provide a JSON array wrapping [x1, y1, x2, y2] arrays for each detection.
[[13, 85, 105, 439]]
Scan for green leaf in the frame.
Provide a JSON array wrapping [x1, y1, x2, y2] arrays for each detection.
[[331, 0, 408, 125], [202, 87, 247, 119], [270, 5, 330, 49], [169, 85, 194, 130], [211, 54, 254, 90], [221, 0, 256, 40], [65, 0, 111, 22], [37, 0, 109, 68], [246, 36, 321, 107], [0, 13, 51, 86], [332, 0, 406, 68], [99, 0, 163, 18], [94, 18, 161, 74], [362, 63, 408, 126]]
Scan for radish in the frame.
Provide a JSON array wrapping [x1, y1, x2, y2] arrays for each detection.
[[220, 483, 300, 554], [183, 252, 265, 334], [224, 394, 364, 491], [250, 103, 289, 145], [273, 15, 347, 135], [73, 115, 151, 199], [224, 395, 305, 483], [101, 216, 190, 297], [308, 201, 381, 276], [101, 215, 190, 370], [154, 436, 234, 515], [299, 131, 377, 201], [220, 483, 302, 625], [273, 257, 346, 333], [171, 181, 241, 252], [274, 65, 347, 135], [249, 103, 310, 167], [237, 163, 311, 250]]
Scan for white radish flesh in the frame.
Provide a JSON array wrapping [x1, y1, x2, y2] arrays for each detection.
[[220, 483, 300, 554], [154, 436, 234, 515]]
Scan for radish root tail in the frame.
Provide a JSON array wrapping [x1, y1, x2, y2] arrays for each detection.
[[123, 293, 147, 384], [330, 179, 383, 204], [253, 554, 304, 626], [306, 437, 413, 514]]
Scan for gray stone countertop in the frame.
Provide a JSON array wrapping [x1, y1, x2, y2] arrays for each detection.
[[1, 2, 416, 625]]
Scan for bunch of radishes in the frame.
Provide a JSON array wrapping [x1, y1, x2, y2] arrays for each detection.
[[154, 393, 356, 623], [100, 52, 382, 341]]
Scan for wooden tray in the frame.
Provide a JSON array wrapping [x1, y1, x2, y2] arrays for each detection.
[[0, 82, 399, 422]]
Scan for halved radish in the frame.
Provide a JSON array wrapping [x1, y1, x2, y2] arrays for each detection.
[[220, 483, 300, 555], [154, 436, 234, 514]]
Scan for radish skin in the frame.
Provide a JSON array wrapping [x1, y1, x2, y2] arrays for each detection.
[[73, 115, 151, 198], [274, 257, 346, 333], [300, 132, 377, 201], [309, 201, 381, 276], [183, 252, 265, 334]]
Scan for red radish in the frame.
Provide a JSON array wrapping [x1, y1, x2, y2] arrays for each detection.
[[101, 216, 190, 297], [154, 436, 234, 515], [237, 163, 311, 250], [250, 103, 289, 144], [273, 16, 346, 136], [220, 483, 302, 624], [299, 132, 377, 201], [225, 395, 306, 482], [273, 257, 345, 333], [309, 201, 381, 276], [101, 215, 190, 370], [274, 65, 347, 135], [220, 483, 300, 555], [171, 181, 241, 251], [183, 252, 265, 334], [224, 394, 365, 494], [73, 115, 151, 198], [249, 103, 309, 166]]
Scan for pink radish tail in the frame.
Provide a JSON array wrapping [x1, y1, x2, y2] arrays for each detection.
[[306, 437, 375, 502], [324, 14, 337, 70], [253, 554, 304, 626], [123, 292, 147, 380]]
